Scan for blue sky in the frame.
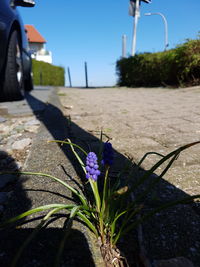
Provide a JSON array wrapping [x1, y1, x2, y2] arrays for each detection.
[[19, 0, 200, 87]]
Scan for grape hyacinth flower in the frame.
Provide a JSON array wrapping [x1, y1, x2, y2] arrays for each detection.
[[102, 142, 114, 167], [86, 152, 101, 181]]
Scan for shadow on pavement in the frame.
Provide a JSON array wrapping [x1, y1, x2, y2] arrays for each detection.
[[0, 151, 31, 218], [0, 228, 95, 267], [0, 90, 199, 266]]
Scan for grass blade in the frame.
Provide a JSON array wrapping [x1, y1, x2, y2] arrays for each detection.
[[132, 141, 200, 192], [0, 204, 74, 228], [0, 171, 88, 207], [120, 194, 200, 239], [77, 211, 98, 237]]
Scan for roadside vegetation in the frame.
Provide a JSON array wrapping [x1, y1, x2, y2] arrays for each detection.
[[1, 137, 200, 266], [116, 37, 200, 88], [32, 59, 65, 86]]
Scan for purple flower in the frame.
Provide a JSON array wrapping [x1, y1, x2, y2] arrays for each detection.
[[86, 152, 100, 181], [102, 142, 114, 166]]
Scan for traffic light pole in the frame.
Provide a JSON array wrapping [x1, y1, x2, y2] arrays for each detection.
[[131, 0, 140, 56]]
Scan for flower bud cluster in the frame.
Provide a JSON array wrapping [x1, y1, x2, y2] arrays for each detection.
[[86, 152, 100, 181], [102, 142, 114, 166]]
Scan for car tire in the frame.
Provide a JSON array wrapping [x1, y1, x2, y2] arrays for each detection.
[[2, 30, 24, 101]]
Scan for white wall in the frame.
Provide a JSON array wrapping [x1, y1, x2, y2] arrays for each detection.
[[29, 43, 52, 64]]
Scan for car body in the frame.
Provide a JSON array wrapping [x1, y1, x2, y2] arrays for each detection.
[[0, 0, 35, 101]]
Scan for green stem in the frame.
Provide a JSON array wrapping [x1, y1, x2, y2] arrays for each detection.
[[89, 179, 101, 213], [102, 167, 109, 211], [99, 167, 109, 242]]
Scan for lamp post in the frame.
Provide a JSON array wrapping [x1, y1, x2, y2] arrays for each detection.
[[145, 12, 169, 51]]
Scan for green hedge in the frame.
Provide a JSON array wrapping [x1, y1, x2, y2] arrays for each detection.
[[116, 38, 200, 87], [32, 60, 65, 86]]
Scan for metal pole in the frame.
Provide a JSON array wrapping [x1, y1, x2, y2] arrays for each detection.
[[158, 12, 169, 51], [85, 62, 88, 88], [122, 34, 127, 58], [131, 0, 140, 56], [145, 12, 169, 51], [67, 67, 72, 87]]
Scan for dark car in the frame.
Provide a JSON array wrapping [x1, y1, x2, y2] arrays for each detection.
[[0, 0, 35, 101]]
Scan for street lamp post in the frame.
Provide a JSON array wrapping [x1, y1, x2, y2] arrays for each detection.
[[145, 12, 169, 51]]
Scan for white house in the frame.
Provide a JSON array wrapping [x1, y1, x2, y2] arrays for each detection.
[[25, 25, 52, 64]]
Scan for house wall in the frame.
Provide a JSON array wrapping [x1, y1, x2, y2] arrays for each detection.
[[35, 51, 53, 64], [29, 42, 52, 64], [29, 42, 44, 54]]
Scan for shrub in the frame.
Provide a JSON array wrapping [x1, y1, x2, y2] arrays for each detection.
[[32, 60, 65, 86], [116, 38, 200, 87]]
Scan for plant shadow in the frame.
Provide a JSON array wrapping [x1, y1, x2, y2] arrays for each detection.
[[0, 227, 95, 267]]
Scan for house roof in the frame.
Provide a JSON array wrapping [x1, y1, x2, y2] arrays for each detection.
[[25, 25, 46, 43]]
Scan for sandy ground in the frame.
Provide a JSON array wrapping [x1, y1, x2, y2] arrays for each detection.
[[58, 86, 200, 266]]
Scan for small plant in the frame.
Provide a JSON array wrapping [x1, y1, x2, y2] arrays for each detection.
[[0, 139, 200, 266]]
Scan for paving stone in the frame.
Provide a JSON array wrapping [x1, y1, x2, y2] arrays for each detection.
[[11, 138, 32, 150], [0, 117, 6, 123], [25, 119, 40, 126], [25, 125, 39, 133]]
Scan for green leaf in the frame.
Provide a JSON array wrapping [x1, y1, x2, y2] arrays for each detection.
[[0, 204, 75, 228], [110, 210, 127, 242], [137, 151, 165, 168], [0, 171, 88, 207], [132, 141, 200, 193], [66, 138, 87, 174], [120, 194, 200, 240], [77, 211, 98, 237]]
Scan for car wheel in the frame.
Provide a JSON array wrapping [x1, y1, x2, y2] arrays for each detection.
[[2, 30, 24, 101]]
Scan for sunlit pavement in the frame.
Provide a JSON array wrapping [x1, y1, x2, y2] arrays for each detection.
[[0, 86, 53, 117]]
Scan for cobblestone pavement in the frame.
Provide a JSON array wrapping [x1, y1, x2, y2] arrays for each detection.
[[58, 86, 200, 266], [0, 87, 51, 212], [58, 86, 200, 195]]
